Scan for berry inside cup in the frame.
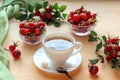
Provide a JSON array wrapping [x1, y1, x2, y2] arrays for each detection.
[[67, 6, 97, 36], [19, 20, 46, 45]]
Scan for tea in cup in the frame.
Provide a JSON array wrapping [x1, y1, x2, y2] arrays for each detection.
[[42, 33, 82, 67]]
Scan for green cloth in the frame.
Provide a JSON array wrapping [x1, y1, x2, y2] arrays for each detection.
[[0, 2, 13, 79], [0, 61, 13, 80]]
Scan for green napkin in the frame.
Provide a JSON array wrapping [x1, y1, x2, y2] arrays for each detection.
[[0, 61, 13, 80]]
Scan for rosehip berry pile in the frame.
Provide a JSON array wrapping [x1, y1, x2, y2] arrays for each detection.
[[9, 41, 21, 59], [89, 31, 120, 70], [34, 2, 67, 27], [19, 21, 46, 44], [104, 37, 120, 68], [35, 6, 53, 22], [67, 6, 97, 33]]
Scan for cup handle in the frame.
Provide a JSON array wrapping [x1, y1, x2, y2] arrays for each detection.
[[71, 42, 82, 56]]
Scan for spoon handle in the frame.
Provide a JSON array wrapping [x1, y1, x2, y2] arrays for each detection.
[[65, 72, 74, 80]]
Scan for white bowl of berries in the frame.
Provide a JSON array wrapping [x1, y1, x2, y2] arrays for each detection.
[[67, 6, 97, 36], [19, 21, 46, 45]]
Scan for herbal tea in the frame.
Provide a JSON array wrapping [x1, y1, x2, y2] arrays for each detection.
[[45, 39, 73, 50]]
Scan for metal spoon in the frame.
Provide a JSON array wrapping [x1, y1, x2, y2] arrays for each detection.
[[56, 66, 74, 80]]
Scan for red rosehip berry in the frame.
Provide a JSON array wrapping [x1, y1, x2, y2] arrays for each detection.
[[46, 13, 53, 19], [20, 28, 26, 36], [114, 45, 120, 52], [86, 11, 91, 18], [37, 22, 45, 28], [19, 22, 25, 28], [92, 13, 97, 19], [35, 28, 40, 36], [9, 45, 16, 52], [110, 37, 118, 44], [40, 14, 46, 20], [80, 13, 88, 21], [112, 52, 118, 59], [106, 54, 112, 62], [45, 7, 52, 13], [73, 14, 80, 23], [28, 22, 35, 32], [24, 28, 31, 36], [106, 39, 111, 44], [89, 65, 99, 75], [104, 45, 113, 52], [70, 11, 75, 18], [35, 10, 41, 16], [67, 17, 73, 23], [12, 50, 21, 59]]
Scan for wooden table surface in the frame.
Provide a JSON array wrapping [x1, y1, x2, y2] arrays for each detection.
[[2, 0, 120, 80]]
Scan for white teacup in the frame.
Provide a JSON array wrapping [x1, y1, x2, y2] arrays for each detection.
[[42, 33, 82, 67]]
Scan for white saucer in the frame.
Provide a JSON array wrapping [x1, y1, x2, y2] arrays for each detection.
[[33, 48, 82, 74]]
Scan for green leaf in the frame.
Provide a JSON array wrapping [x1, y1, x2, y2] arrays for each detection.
[[54, 10, 61, 18], [62, 13, 68, 19], [27, 4, 33, 12], [43, 1, 48, 8], [28, 13, 34, 20], [89, 59, 99, 64], [54, 22, 60, 27], [102, 35, 107, 41], [35, 3, 42, 10], [53, 3, 59, 10], [110, 59, 116, 68], [104, 50, 108, 55], [20, 7, 27, 13], [59, 5, 66, 12], [91, 30, 97, 36], [97, 54, 104, 63], [88, 35, 97, 42], [96, 42, 102, 52], [14, 13, 27, 21]]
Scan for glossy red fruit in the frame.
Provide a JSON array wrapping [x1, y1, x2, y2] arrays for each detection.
[[89, 65, 99, 75], [112, 52, 118, 59], [12, 50, 21, 59], [106, 54, 112, 62], [67, 17, 73, 23], [9, 45, 16, 52], [114, 45, 120, 52], [40, 14, 46, 20], [73, 14, 80, 23], [70, 11, 75, 18], [104, 45, 113, 52], [24, 28, 30, 36], [35, 28, 40, 36], [46, 13, 53, 19], [86, 11, 91, 18], [20, 28, 26, 36], [37, 22, 45, 27], [35, 10, 41, 16], [92, 13, 97, 18], [28, 22, 35, 28], [110, 38, 118, 44], [45, 7, 52, 13], [80, 13, 88, 21], [19, 22, 25, 28], [28, 22, 35, 32]]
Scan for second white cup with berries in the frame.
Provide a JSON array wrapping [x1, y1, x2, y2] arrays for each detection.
[[67, 6, 97, 36]]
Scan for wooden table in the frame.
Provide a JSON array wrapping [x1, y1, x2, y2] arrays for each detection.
[[2, 0, 120, 80]]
